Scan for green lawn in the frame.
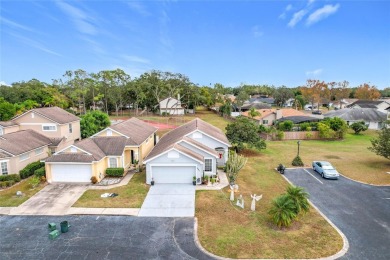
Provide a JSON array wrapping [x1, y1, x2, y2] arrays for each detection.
[[0, 178, 46, 207], [73, 171, 149, 208]]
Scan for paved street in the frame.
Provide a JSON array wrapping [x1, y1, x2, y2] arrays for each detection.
[[0, 216, 213, 260], [284, 168, 390, 260]]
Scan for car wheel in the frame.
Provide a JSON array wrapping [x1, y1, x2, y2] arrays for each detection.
[[321, 172, 324, 178]]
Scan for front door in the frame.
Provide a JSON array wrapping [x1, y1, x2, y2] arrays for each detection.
[[131, 150, 134, 164]]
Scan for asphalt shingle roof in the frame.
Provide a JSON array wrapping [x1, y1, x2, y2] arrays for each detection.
[[0, 121, 18, 127], [14, 107, 79, 124], [324, 108, 387, 122], [110, 117, 157, 146]]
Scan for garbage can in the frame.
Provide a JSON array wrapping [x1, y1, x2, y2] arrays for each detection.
[[60, 221, 69, 233]]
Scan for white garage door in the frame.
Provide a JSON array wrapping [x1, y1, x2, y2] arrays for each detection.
[[51, 164, 92, 183], [151, 166, 195, 184]]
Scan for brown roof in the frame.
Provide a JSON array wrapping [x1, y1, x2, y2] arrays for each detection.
[[49, 137, 65, 147], [0, 121, 18, 127], [45, 153, 95, 163], [174, 144, 204, 162], [145, 118, 230, 162], [14, 107, 79, 124], [0, 150, 12, 159], [110, 117, 157, 146], [242, 108, 305, 120], [0, 129, 51, 156]]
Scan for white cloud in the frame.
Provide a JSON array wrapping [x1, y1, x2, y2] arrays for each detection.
[[0, 17, 38, 33], [0, 81, 10, 86], [288, 10, 307, 28], [7, 32, 62, 57], [306, 69, 323, 76], [127, 2, 150, 16], [286, 4, 293, 11], [306, 4, 340, 26], [56, 1, 97, 35], [279, 4, 293, 19], [251, 26, 264, 38], [123, 55, 150, 64], [159, 9, 173, 50], [308, 0, 316, 5]]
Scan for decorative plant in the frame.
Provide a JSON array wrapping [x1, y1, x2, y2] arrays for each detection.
[[285, 185, 310, 215], [225, 151, 248, 185], [268, 194, 297, 228], [29, 176, 41, 189], [292, 155, 304, 166], [90, 176, 98, 184]]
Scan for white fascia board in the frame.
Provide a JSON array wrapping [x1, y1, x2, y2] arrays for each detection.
[[54, 145, 92, 156], [185, 130, 231, 147]]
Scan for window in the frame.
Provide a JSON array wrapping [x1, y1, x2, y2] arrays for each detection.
[[69, 124, 73, 133], [20, 153, 30, 161], [35, 148, 43, 155], [70, 147, 77, 153], [109, 158, 117, 168], [1, 161, 8, 175], [262, 120, 268, 125], [31, 112, 34, 118], [107, 129, 112, 136], [42, 125, 56, 131], [205, 159, 212, 172]]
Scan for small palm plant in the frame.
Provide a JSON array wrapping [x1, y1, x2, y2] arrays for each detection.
[[268, 194, 297, 227], [286, 185, 310, 215]]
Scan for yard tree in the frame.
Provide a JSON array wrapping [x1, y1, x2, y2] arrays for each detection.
[[226, 116, 266, 152], [355, 83, 381, 100], [369, 121, 390, 160], [248, 107, 261, 119], [333, 81, 351, 109], [350, 121, 368, 134], [273, 86, 294, 107], [0, 98, 16, 120], [80, 110, 110, 138], [63, 69, 90, 114], [235, 90, 249, 112]]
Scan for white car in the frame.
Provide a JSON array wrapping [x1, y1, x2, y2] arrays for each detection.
[[312, 161, 340, 179]]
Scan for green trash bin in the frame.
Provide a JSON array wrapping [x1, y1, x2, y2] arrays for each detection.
[[60, 221, 69, 233]]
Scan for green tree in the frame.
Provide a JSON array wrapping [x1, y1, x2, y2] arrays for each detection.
[[350, 121, 368, 134], [278, 120, 293, 131], [273, 86, 294, 107], [285, 185, 310, 215], [235, 90, 249, 112], [318, 122, 334, 139], [0, 99, 16, 120], [268, 194, 297, 228], [327, 117, 348, 139], [219, 100, 232, 118], [369, 121, 390, 160], [80, 110, 110, 138], [226, 117, 266, 152], [248, 107, 261, 119]]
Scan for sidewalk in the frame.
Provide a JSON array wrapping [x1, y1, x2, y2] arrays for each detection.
[[88, 170, 135, 190], [67, 207, 139, 216], [196, 170, 229, 191]]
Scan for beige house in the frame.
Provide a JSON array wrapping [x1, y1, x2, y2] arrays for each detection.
[[0, 130, 51, 175], [11, 107, 80, 152], [242, 108, 306, 126], [45, 118, 157, 183]]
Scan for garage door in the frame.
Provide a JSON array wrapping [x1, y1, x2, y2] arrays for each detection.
[[151, 166, 195, 184], [51, 164, 92, 183]]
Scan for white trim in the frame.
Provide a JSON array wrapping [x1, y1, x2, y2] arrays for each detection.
[[122, 151, 125, 168], [144, 148, 204, 164], [0, 126, 3, 136], [179, 140, 218, 158], [46, 162, 93, 165], [54, 145, 92, 156], [0, 148, 13, 157], [185, 129, 231, 147], [149, 163, 198, 180], [91, 127, 128, 138], [0, 160, 9, 175], [108, 157, 118, 168]]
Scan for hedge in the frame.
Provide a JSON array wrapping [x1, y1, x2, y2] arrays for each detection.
[[19, 161, 45, 179], [0, 180, 15, 188], [34, 167, 46, 178], [0, 174, 20, 182], [105, 168, 125, 177]]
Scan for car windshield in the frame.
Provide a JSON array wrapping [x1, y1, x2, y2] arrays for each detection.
[[322, 165, 334, 170]]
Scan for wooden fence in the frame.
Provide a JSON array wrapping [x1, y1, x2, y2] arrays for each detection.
[[261, 131, 320, 141]]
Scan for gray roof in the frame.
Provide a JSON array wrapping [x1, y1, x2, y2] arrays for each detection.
[[347, 100, 389, 109], [241, 102, 271, 110], [324, 108, 387, 122], [45, 154, 95, 163], [0, 121, 18, 127], [174, 144, 204, 162], [0, 150, 12, 159], [49, 138, 65, 147], [13, 107, 79, 124], [145, 118, 230, 161], [110, 117, 157, 146], [0, 129, 52, 156], [181, 137, 219, 157], [278, 116, 321, 124]]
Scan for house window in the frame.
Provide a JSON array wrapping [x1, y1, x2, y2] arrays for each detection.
[[69, 124, 72, 133], [205, 159, 212, 172], [31, 112, 34, 118], [70, 147, 77, 153], [35, 148, 44, 155], [107, 129, 112, 136], [20, 153, 30, 161], [109, 158, 117, 168], [1, 161, 8, 175], [42, 125, 56, 131], [262, 120, 268, 124]]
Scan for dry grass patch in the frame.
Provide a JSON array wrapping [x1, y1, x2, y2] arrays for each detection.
[[196, 157, 343, 259], [0, 177, 46, 207], [73, 171, 149, 208]]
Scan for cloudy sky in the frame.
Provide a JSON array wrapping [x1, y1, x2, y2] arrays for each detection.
[[0, 0, 389, 88]]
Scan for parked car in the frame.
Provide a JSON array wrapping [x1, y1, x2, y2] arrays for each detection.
[[312, 110, 322, 115], [312, 161, 339, 179]]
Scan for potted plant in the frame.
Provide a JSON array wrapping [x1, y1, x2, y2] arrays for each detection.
[[133, 160, 139, 172], [151, 178, 155, 186], [192, 176, 196, 186]]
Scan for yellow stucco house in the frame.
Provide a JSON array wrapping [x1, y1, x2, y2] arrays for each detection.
[[45, 118, 157, 183]]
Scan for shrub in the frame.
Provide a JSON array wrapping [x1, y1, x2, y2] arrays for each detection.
[[268, 194, 297, 228], [34, 167, 46, 178], [90, 176, 98, 184], [29, 176, 40, 188], [105, 167, 125, 177], [0, 174, 20, 182], [292, 155, 304, 166], [0, 182, 6, 188], [276, 130, 284, 140], [19, 161, 44, 179], [278, 120, 293, 131], [299, 123, 310, 131], [305, 132, 313, 139], [5, 180, 15, 187], [285, 185, 310, 215], [350, 121, 368, 134]]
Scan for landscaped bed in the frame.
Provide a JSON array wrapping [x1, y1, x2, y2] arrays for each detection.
[[73, 171, 149, 208], [0, 177, 46, 207]]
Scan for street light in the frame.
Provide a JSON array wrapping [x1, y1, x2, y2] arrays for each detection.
[[297, 140, 301, 156]]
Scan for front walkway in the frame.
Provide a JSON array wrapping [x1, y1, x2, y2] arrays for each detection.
[[196, 170, 229, 191], [138, 184, 195, 217]]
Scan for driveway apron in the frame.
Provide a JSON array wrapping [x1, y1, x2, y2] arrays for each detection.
[[10, 183, 88, 215], [139, 184, 195, 217]]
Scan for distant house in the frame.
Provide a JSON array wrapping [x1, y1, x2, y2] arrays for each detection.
[[159, 96, 185, 115], [240, 101, 271, 111], [347, 100, 390, 111], [45, 118, 157, 183], [324, 108, 387, 130], [242, 108, 307, 126], [0, 130, 51, 175]]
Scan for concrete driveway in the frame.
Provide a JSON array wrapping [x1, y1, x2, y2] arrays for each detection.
[[0, 216, 213, 260], [284, 168, 390, 260], [10, 183, 88, 215], [139, 184, 195, 217]]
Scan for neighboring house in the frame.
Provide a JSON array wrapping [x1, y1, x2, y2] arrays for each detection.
[[159, 96, 185, 115], [284, 98, 295, 107], [10, 107, 80, 152], [45, 118, 157, 183], [240, 101, 271, 111], [242, 108, 306, 126], [144, 118, 231, 185], [0, 130, 51, 175], [0, 121, 19, 136], [346, 100, 390, 111], [324, 108, 387, 130]]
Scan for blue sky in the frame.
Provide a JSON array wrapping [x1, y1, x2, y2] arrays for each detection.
[[1, 0, 389, 89]]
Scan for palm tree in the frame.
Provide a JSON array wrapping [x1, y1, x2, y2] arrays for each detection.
[[268, 194, 297, 227], [248, 107, 261, 119], [285, 185, 310, 215]]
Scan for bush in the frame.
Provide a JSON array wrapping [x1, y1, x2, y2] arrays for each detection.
[[29, 176, 40, 188], [268, 194, 297, 227], [0, 182, 6, 188], [276, 130, 284, 140], [5, 180, 15, 187], [90, 176, 98, 184], [292, 155, 304, 166], [299, 123, 310, 131], [0, 174, 20, 182], [350, 121, 368, 134], [19, 161, 44, 179], [105, 167, 125, 177], [278, 120, 293, 131], [305, 132, 313, 139], [34, 167, 46, 178]]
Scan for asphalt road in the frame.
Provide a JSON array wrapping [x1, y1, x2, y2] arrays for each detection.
[[284, 168, 390, 260], [0, 216, 214, 260]]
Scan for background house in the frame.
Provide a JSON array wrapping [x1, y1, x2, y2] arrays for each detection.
[[324, 108, 387, 130], [144, 118, 230, 185], [242, 108, 307, 126], [159, 96, 185, 115], [347, 100, 390, 112]]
